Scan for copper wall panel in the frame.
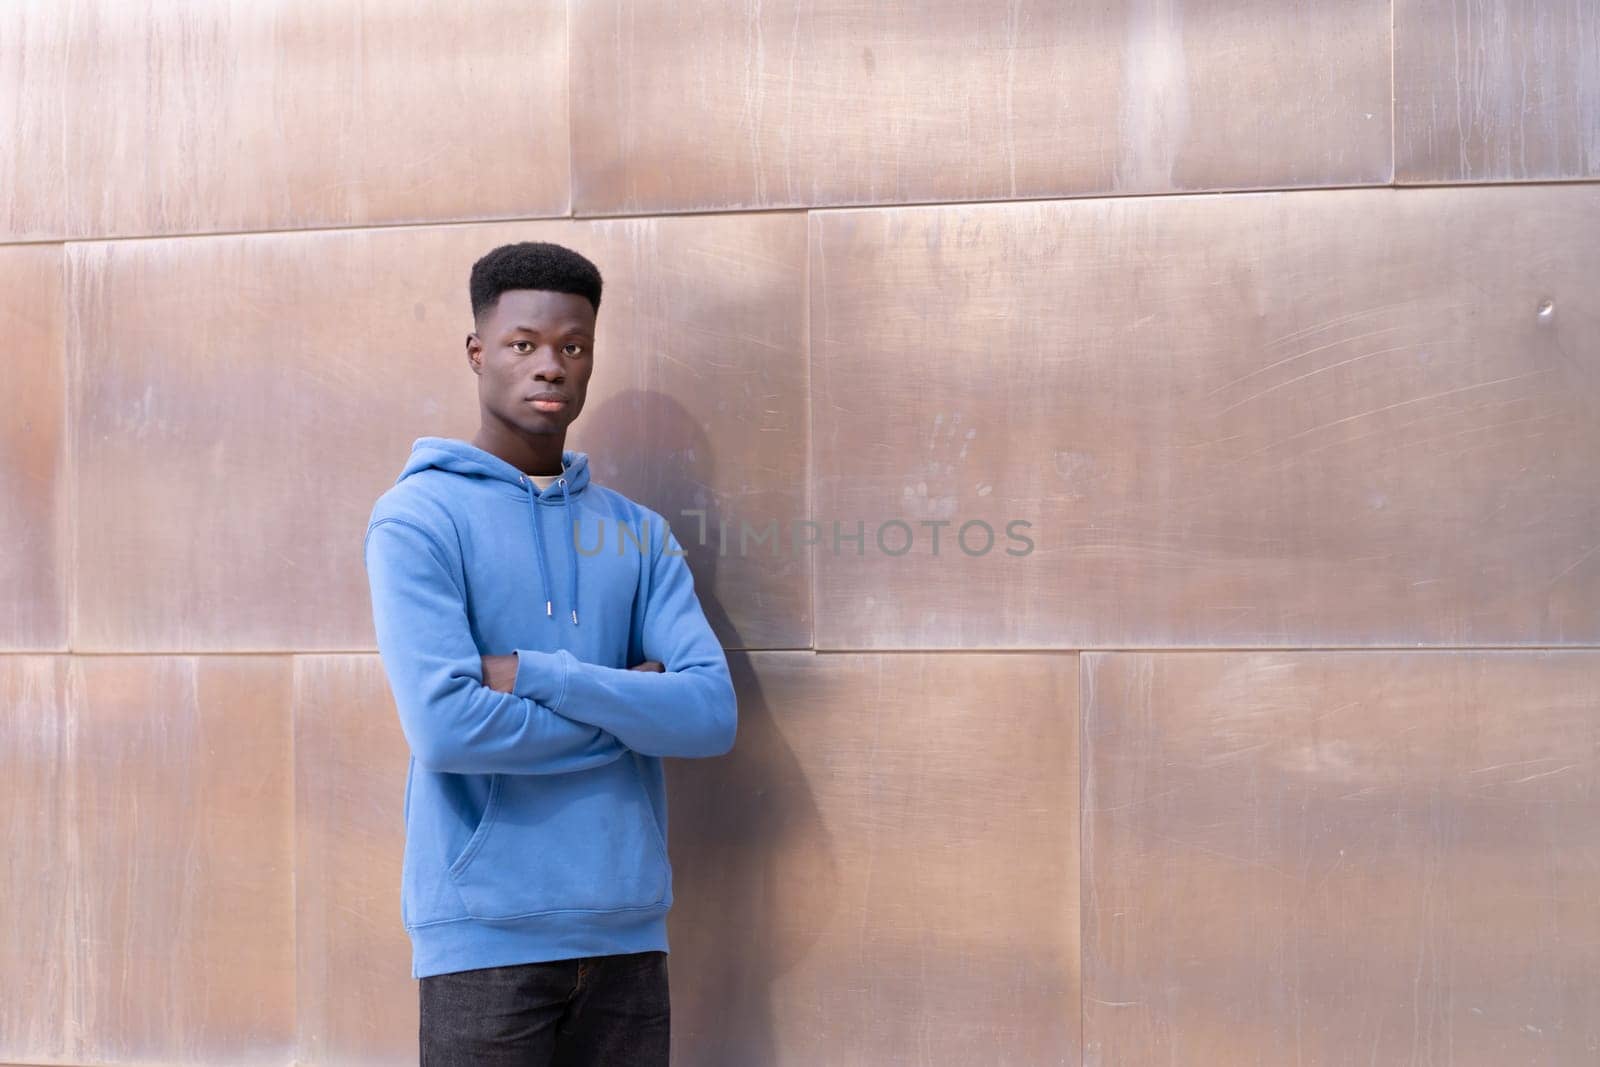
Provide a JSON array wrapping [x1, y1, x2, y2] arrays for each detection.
[[1, 0, 568, 243], [0, 654, 295, 1065], [0, 656, 73, 1062], [294, 654, 415, 1065], [570, 0, 1390, 216], [0, 0, 69, 239], [69, 212, 808, 652], [811, 185, 1600, 650], [0, 245, 67, 650], [1396, 0, 1600, 183], [667, 651, 1080, 1065], [1081, 650, 1600, 1065]]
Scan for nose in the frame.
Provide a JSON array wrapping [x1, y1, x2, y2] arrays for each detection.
[[530, 343, 565, 383]]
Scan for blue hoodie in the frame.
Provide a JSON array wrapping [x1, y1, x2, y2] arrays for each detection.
[[363, 436, 737, 979]]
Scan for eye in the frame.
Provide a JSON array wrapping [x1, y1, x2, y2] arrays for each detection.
[[563, 343, 587, 357], [511, 340, 533, 353]]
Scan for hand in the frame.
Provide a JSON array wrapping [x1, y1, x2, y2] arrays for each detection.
[[630, 660, 664, 672], [482, 653, 518, 693]]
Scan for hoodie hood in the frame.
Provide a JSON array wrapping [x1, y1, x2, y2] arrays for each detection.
[[397, 436, 591, 626]]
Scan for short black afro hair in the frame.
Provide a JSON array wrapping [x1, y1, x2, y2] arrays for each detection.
[[469, 241, 603, 322]]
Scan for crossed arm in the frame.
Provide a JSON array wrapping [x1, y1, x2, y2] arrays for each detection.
[[365, 514, 736, 776], [487, 518, 738, 760], [482, 654, 662, 689]]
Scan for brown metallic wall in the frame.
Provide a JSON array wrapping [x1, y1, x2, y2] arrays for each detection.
[[2, 2, 1596, 1064]]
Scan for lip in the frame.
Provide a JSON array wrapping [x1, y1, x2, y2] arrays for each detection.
[[525, 393, 568, 411]]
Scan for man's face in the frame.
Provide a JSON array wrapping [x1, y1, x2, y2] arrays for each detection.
[[466, 288, 596, 437]]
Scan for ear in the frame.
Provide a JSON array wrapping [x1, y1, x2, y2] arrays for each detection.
[[465, 331, 482, 374]]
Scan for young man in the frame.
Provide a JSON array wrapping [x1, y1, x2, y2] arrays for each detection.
[[363, 241, 738, 1065]]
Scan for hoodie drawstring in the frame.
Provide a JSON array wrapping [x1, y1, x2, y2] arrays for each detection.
[[523, 472, 579, 626], [561, 474, 578, 626]]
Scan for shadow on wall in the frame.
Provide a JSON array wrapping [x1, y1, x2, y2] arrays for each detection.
[[582, 388, 833, 1065]]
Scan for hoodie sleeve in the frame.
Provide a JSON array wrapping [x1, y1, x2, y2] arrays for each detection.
[[364, 515, 628, 776], [510, 519, 737, 758]]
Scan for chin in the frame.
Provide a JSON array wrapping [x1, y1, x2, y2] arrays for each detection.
[[515, 419, 567, 436]]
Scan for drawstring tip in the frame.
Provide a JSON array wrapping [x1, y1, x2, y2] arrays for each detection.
[[545, 599, 553, 617], [570, 609, 579, 625]]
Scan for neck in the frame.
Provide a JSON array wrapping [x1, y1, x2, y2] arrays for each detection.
[[471, 420, 566, 477]]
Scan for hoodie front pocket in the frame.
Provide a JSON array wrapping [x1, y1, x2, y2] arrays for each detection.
[[447, 773, 503, 879], [447, 757, 670, 921]]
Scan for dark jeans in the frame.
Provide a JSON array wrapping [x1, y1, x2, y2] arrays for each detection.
[[419, 950, 670, 1066]]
